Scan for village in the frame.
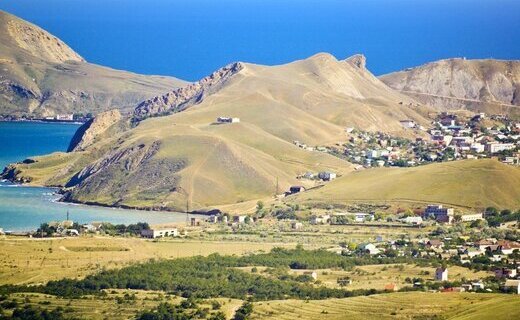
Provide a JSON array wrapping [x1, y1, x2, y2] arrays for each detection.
[[295, 112, 520, 169], [3, 200, 518, 296]]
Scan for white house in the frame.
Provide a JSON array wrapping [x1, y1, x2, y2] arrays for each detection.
[[355, 213, 373, 222], [217, 117, 240, 124], [435, 267, 448, 281], [360, 243, 380, 255], [318, 171, 337, 181], [461, 213, 483, 222], [403, 216, 423, 225], [504, 280, 520, 294], [141, 228, 179, 239]]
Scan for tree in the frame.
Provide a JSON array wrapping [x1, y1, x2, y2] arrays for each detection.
[[233, 302, 253, 320]]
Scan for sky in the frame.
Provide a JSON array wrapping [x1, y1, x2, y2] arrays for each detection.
[[1, 0, 519, 81]]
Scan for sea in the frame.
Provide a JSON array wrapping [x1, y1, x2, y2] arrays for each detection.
[[0, 0, 519, 81], [0, 121, 192, 232]]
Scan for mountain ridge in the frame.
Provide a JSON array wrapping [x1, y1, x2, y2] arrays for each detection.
[[0, 10, 187, 117]]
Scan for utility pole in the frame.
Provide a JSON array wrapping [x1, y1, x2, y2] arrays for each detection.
[[66, 210, 70, 221], [185, 198, 190, 226]]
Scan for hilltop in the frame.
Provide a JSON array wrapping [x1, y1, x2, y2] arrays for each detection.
[[0, 10, 186, 117], [380, 58, 520, 118], [292, 159, 520, 210], [1, 52, 434, 212]]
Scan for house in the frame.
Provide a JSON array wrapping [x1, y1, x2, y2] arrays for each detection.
[[217, 116, 240, 123], [310, 215, 330, 225], [303, 271, 318, 280], [384, 283, 398, 291], [289, 186, 305, 194], [435, 267, 448, 281], [426, 239, 444, 249], [471, 282, 485, 290], [55, 114, 73, 121], [495, 267, 517, 279], [477, 239, 496, 251], [464, 247, 483, 258], [207, 215, 219, 223], [233, 215, 247, 224], [497, 240, 520, 255], [360, 243, 380, 255], [190, 217, 202, 226], [403, 216, 423, 225], [486, 142, 515, 153], [460, 213, 483, 222], [141, 228, 179, 239], [504, 280, 520, 294], [291, 221, 303, 230], [354, 213, 373, 222], [399, 120, 416, 129], [318, 171, 336, 181], [423, 205, 454, 224]]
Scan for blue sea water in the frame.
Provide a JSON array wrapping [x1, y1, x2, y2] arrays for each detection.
[[0, 0, 518, 81], [0, 122, 193, 231]]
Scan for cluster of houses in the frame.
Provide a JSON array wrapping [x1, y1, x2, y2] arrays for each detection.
[[338, 112, 520, 169], [426, 112, 520, 165]]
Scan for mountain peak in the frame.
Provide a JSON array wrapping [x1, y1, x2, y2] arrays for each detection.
[[345, 54, 366, 69], [0, 10, 84, 63]]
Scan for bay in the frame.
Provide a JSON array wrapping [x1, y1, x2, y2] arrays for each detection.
[[0, 121, 193, 231]]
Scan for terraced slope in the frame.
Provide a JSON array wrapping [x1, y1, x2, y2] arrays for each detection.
[[251, 292, 520, 320], [0, 10, 186, 117]]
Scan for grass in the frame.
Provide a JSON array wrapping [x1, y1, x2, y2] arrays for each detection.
[[237, 263, 492, 291], [251, 292, 520, 320], [0, 236, 293, 285], [4, 291, 243, 320], [293, 159, 520, 210]]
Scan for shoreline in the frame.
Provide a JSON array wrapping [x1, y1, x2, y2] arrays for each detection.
[[0, 179, 215, 216], [0, 119, 85, 125]]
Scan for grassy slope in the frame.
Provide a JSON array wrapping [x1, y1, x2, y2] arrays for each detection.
[[251, 292, 520, 320], [293, 159, 520, 210]]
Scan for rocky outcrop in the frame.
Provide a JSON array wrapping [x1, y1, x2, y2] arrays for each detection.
[[134, 62, 244, 120], [380, 58, 520, 111], [345, 54, 366, 69], [67, 109, 121, 152]]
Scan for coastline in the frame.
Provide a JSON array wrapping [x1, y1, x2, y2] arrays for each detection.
[[0, 179, 215, 216], [0, 119, 85, 125]]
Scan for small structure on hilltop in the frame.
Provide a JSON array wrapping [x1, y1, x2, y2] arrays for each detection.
[[141, 228, 179, 239], [435, 267, 448, 281], [217, 117, 240, 124]]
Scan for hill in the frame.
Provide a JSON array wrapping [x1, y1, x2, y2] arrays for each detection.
[[1, 52, 436, 212], [134, 53, 433, 137], [0, 10, 186, 117], [251, 292, 520, 320], [291, 159, 520, 210], [380, 58, 520, 118]]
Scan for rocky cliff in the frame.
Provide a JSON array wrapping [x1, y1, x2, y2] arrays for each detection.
[[67, 109, 122, 152], [134, 62, 244, 120], [380, 58, 520, 116]]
